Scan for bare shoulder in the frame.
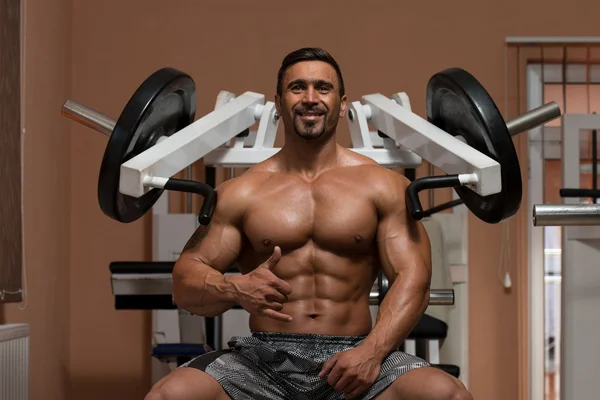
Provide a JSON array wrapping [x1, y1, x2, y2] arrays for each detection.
[[212, 168, 272, 221], [338, 147, 411, 204]]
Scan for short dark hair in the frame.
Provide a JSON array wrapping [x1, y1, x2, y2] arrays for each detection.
[[276, 47, 345, 97]]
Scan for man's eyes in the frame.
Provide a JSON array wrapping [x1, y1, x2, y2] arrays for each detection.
[[290, 85, 331, 92]]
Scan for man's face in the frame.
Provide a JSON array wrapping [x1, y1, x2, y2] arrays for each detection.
[[276, 61, 347, 141]]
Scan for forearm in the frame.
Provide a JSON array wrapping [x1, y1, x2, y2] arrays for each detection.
[[172, 260, 239, 316], [362, 276, 430, 361]]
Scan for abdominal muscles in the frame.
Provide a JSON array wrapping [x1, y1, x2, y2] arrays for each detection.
[[246, 245, 377, 337]]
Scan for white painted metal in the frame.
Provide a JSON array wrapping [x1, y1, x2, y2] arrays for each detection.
[[252, 100, 278, 148], [428, 340, 440, 364], [562, 114, 600, 206], [345, 98, 423, 168], [458, 174, 479, 185], [526, 64, 546, 400], [0, 324, 29, 400], [526, 63, 600, 400], [558, 114, 600, 400], [203, 92, 281, 168], [120, 91, 266, 197], [359, 93, 501, 196], [205, 148, 280, 168], [204, 94, 423, 169]]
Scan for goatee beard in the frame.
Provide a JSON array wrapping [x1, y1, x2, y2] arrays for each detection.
[[294, 119, 326, 140]]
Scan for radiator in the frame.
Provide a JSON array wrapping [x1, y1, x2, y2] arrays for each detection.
[[0, 324, 29, 400]]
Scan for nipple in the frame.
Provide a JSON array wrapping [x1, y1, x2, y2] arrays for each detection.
[[353, 235, 362, 242], [263, 239, 272, 246]]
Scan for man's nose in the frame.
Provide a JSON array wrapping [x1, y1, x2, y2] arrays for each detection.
[[302, 87, 318, 104]]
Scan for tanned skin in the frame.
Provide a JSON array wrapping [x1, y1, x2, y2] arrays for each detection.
[[146, 60, 473, 400]]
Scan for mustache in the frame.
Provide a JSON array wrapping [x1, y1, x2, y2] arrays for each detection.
[[293, 106, 327, 114]]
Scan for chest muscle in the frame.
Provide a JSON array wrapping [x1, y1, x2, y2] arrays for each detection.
[[243, 179, 378, 253]]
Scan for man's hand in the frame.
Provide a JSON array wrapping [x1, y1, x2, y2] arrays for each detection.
[[319, 345, 382, 399], [228, 246, 293, 322]]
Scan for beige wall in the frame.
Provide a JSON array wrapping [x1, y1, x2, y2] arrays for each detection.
[[3, 1, 72, 400], [5, 1, 600, 399]]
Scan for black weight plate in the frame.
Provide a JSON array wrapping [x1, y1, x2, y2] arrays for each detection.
[[426, 68, 521, 224], [98, 68, 196, 223]]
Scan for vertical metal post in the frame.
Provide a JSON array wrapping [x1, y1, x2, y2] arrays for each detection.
[[593, 125, 598, 203], [203, 165, 220, 350]]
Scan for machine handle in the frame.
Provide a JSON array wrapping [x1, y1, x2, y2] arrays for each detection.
[[406, 175, 462, 220], [164, 178, 217, 225]]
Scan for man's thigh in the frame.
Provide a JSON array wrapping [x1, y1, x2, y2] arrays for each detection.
[[181, 348, 289, 400], [373, 367, 473, 400], [147, 368, 230, 400]]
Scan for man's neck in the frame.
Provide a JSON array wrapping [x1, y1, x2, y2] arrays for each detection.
[[279, 132, 339, 179]]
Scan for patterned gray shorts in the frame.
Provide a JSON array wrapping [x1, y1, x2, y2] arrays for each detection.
[[180, 332, 430, 400]]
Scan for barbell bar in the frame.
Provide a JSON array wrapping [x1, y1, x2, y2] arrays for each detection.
[[63, 99, 561, 147], [533, 204, 600, 226], [63, 100, 115, 136], [505, 102, 561, 137]]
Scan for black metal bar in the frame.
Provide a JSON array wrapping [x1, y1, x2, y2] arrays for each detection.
[[560, 188, 600, 198], [406, 176, 462, 220], [404, 168, 416, 181], [204, 166, 217, 350], [422, 199, 464, 218]]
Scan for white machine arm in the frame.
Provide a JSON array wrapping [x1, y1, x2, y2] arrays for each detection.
[[351, 93, 498, 197], [122, 92, 265, 197], [347, 86, 560, 223], [203, 91, 422, 169], [64, 92, 269, 198]]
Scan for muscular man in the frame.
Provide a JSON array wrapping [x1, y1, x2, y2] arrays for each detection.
[[146, 48, 473, 400]]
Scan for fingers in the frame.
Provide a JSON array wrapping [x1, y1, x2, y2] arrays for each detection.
[[258, 246, 292, 295], [269, 278, 292, 296], [261, 307, 292, 322], [265, 300, 285, 312], [265, 289, 288, 304], [261, 246, 281, 270], [333, 374, 354, 392], [319, 355, 338, 378]]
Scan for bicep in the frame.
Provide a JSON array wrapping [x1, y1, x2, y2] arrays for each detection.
[[179, 218, 243, 273], [376, 187, 432, 287], [178, 182, 245, 273]]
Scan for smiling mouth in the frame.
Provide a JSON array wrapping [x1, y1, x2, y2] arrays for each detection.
[[296, 112, 324, 120]]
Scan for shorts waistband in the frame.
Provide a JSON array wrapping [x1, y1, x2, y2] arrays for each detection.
[[250, 331, 367, 345]]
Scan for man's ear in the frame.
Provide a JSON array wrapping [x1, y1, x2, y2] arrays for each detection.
[[274, 94, 281, 117], [339, 95, 347, 118]]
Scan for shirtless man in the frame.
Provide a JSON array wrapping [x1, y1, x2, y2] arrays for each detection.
[[145, 48, 474, 400]]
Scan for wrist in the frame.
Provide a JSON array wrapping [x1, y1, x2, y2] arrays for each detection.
[[361, 336, 390, 362], [222, 273, 242, 303]]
